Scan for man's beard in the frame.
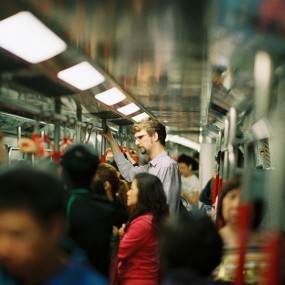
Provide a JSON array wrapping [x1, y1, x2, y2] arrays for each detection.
[[139, 147, 146, 155]]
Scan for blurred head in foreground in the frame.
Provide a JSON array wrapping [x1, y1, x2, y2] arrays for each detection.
[[159, 212, 223, 278]]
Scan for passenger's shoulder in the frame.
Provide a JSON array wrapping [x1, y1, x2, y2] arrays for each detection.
[[159, 155, 178, 166], [131, 214, 153, 226]]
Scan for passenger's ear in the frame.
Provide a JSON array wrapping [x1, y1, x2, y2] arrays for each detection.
[[152, 132, 159, 142], [104, 181, 111, 191]]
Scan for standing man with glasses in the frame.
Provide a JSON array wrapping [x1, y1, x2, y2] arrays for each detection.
[[100, 117, 181, 214]]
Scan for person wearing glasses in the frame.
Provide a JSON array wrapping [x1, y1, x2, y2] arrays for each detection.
[[100, 117, 181, 214]]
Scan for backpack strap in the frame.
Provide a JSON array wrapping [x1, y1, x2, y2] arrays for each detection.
[[66, 189, 89, 226]]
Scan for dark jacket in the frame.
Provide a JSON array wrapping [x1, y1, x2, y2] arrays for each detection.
[[112, 199, 129, 228], [66, 189, 117, 277]]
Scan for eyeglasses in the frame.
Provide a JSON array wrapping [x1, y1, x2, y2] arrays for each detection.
[[134, 134, 147, 142]]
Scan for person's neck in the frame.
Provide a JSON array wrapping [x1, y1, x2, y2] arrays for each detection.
[[22, 247, 69, 285], [184, 172, 193, 178], [220, 223, 238, 245], [149, 144, 166, 160], [226, 223, 238, 233]]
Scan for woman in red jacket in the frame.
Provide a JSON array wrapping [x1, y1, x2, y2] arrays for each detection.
[[116, 172, 169, 285]]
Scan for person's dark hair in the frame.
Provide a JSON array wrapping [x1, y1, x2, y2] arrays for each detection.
[[217, 174, 241, 227], [159, 211, 223, 276], [193, 151, 199, 161], [0, 166, 65, 225], [133, 117, 167, 146], [177, 154, 199, 171], [60, 143, 100, 189], [128, 173, 169, 227], [217, 172, 264, 230]]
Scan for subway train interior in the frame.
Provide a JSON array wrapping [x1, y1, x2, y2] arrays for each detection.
[[0, 0, 285, 284]]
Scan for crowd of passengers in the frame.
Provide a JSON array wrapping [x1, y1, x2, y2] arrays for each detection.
[[0, 118, 284, 285]]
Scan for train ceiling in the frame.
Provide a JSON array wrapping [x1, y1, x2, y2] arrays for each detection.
[[1, 0, 285, 146]]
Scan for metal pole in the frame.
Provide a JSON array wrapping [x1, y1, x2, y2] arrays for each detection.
[[101, 120, 107, 162], [223, 118, 229, 180], [228, 107, 237, 178], [54, 98, 61, 150]]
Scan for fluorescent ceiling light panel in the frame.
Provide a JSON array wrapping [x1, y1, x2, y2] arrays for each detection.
[[117, 103, 140, 115], [95, 87, 126, 106], [166, 135, 200, 151], [132, 112, 150, 122], [0, 11, 67, 64], [57, 62, 105, 90]]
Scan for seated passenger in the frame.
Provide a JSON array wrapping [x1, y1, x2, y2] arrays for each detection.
[[116, 173, 169, 285], [215, 174, 266, 284], [0, 167, 108, 285], [217, 175, 242, 245], [159, 211, 223, 285]]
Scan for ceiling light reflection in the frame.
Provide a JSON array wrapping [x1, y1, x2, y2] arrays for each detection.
[[0, 11, 67, 63], [95, 87, 126, 106], [57, 61, 105, 90]]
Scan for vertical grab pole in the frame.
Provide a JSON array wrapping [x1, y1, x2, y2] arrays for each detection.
[[10, 126, 23, 167], [17, 126, 22, 143], [118, 126, 123, 148], [32, 118, 41, 167], [228, 107, 237, 178], [125, 127, 130, 149], [75, 101, 82, 143], [54, 98, 61, 151], [75, 121, 81, 143], [234, 202, 251, 285], [212, 131, 222, 206], [101, 119, 106, 162], [215, 126, 227, 228], [234, 137, 252, 285], [223, 118, 230, 181]]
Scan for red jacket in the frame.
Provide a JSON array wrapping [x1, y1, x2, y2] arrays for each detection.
[[117, 214, 159, 281]]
